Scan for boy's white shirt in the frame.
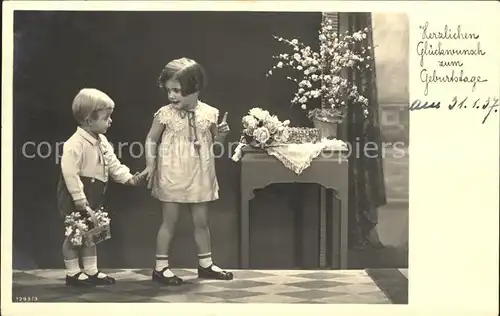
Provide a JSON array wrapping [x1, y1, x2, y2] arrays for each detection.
[[60, 126, 133, 201]]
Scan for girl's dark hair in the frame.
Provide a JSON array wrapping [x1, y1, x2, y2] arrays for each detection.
[[157, 57, 207, 96]]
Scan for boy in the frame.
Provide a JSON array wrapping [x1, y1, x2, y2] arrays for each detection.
[[57, 88, 145, 287]]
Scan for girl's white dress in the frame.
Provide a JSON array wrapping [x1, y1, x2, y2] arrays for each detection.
[[150, 101, 220, 203]]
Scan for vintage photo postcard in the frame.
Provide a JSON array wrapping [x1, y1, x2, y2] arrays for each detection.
[[2, 1, 499, 315]]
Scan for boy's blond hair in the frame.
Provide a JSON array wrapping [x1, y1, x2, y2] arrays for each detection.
[[72, 88, 115, 124]]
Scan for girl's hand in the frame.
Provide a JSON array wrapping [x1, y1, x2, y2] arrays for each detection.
[[141, 166, 155, 182], [217, 112, 230, 135]]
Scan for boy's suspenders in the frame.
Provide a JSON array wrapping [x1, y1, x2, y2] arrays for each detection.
[[96, 137, 108, 195]]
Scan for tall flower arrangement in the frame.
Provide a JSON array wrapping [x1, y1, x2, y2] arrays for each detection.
[[267, 17, 374, 122]]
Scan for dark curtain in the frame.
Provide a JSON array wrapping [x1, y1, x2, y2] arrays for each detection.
[[346, 12, 387, 249]]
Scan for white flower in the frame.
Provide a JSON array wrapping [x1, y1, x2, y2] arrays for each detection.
[[277, 61, 283, 68], [283, 119, 290, 126], [301, 103, 307, 110], [248, 108, 270, 121], [264, 115, 281, 134], [299, 96, 308, 104], [71, 236, 83, 246], [291, 39, 299, 45], [353, 32, 363, 41], [242, 115, 258, 129], [65, 227, 73, 237], [293, 53, 301, 61], [358, 96, 369, 105], [243, 128, 253, 136], [311, 90, 321, 98], [253, 127, 271, 144]]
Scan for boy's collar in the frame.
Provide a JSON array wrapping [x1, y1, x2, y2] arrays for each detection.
[[77, 126, 100, 145]]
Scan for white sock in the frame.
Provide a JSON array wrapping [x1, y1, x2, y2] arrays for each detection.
[[82, 256, 106, 278], [155, 255, 174, 277], [64, 258, 87, 279], [198, 253, 222, 272]]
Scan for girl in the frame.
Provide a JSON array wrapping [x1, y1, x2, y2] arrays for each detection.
[[142, 57, 233, 285], [57, 88, 144, 287]]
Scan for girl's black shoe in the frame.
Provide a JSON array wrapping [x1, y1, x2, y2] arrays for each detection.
[[152, 267, 184, 285], [87, 272, 116, 285], [65, 272, 95, 287], [198, 264, 234, 280]]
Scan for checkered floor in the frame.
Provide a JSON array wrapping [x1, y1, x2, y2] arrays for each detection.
[[12, 269, 407, 304]]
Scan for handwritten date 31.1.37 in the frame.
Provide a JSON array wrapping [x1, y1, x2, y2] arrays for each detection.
[[410, 96, 499, 124]]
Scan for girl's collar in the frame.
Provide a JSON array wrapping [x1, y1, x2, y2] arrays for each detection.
[[174, 100, 200, 112], [184, 101, 200, 111]]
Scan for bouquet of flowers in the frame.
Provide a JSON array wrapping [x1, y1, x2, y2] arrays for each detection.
[[64, 207, 111, 247], [240, 107, 291, 148], [267, 17, 374, 122]]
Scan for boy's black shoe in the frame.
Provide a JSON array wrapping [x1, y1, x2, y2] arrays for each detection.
[[65, 272, 95, 287], [198, 264, 234, 280], [86, 272, 116, 285], [152, 267, 184, 285]]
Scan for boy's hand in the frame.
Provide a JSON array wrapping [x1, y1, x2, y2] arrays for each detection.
[[74, 198, 89, 211], [126, 172, 147, 186], [217, 112, 230, 136]]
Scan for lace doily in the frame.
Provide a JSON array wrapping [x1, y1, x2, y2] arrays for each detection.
[[266, 143, 326, 175], [261, 138, 348, 175]]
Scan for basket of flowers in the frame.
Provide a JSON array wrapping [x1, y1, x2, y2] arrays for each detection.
[[64, 206, 111, 247]]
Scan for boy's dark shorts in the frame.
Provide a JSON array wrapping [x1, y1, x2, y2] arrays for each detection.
[[57, 174, 108, 219]]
